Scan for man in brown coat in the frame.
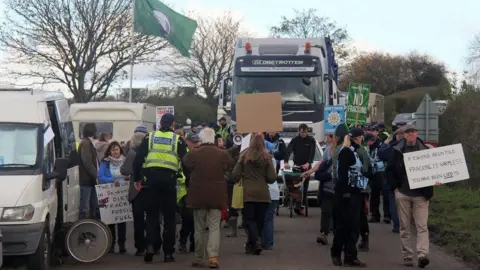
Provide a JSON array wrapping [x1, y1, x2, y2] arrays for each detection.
[[183, 127, 234, 268], [78, 123, 100, 219]]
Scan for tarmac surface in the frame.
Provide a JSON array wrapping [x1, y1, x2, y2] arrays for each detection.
[[1, 207, 470, 270]]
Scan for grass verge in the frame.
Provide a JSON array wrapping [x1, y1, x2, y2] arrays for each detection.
[[429, 186, 480, 266]]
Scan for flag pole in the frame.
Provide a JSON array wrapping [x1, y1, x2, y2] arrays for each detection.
[[128, 0, 136, 103]]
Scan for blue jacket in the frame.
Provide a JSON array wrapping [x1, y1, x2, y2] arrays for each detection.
[[264, 140, 276, 152], [377, 141, 396, 162], [98, 160, 115, 184]]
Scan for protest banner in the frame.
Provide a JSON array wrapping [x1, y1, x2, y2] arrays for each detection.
[[155, 106, 174, 129], [95, 181, 133, 225], [346, 83, 370, 126], [324, 105, 345, 134], [236, 92, 282, 133], [403, 143, 469, 189]]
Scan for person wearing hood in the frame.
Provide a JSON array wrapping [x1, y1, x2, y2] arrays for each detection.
[[95, 132, 110, 160], [232, 134, 277, 255], [377, 128, 405, 233], [366, 129, 391, 224], [330, 126, 368, 267], [98, 141, 128, 254], [265, 132, 287, 173]]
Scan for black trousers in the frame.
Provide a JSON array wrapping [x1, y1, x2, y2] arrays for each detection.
[[359, 193, 370, 238], [108, 222, 126, 245], [320, 191, 334, 235], [242, 202, 269, 248], [143, 171, 177, 255], [331, 193, 362, 261], [369, 173, 391, 219], [179, 204, 194, 246]]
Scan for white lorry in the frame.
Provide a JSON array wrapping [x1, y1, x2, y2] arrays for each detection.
[[0, 88, 111, 269], [70, 102, 156, 143], [218, 37, 341, 141]]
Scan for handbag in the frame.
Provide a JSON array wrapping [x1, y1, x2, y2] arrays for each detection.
[[231, 179, 244, 209]]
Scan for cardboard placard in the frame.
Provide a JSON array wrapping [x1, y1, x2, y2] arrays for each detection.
[[236, 92, 282, 133], [95, 182, 133, 224], [403, 143, 469, 189]]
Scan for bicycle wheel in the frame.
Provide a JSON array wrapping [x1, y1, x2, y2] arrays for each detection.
[[65, 218, 112, 263]]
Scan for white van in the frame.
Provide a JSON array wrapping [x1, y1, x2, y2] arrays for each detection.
[[0, 89, 110, 269], [70, 102, 156, 144]]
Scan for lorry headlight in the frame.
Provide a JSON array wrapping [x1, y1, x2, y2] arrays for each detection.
[[1, 205, 35, 221]]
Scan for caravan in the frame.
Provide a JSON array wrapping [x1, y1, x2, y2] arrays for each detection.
[[0, 88, 110, 269], [70, 102, 156, 143]]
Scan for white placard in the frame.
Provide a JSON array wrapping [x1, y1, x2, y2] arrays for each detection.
[[95, 181, 133, 224], [155, 106, 174, 130], [403, 143, 469, 189], [240, 133, 252, 152]]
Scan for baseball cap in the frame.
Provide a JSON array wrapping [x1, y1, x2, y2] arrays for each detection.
[[134, 124, 148, 134], [403, 124, 417, 132], [350, 127, 364, 138], [186, 133, 200, 143], [160, 113, 175, 127]]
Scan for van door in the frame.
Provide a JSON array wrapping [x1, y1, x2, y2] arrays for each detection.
[[43, 105, 58, 234], [48, 99, 80, 224]]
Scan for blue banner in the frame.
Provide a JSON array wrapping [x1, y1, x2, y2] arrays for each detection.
[[324, 105, 345, 135]]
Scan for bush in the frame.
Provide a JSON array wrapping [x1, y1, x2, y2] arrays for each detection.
[[429, 186, 480, 266], [440, 90, 480, 188]]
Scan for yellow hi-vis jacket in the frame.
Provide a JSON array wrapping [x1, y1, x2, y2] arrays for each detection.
[[176, 148, 189, 203], [216, 124, 230, 141], [143, 131, 180, 171]]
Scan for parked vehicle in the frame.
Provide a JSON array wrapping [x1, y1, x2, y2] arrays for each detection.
[[392, 112, 415, 131]]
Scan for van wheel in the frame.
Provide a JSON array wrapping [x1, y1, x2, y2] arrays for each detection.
[[27, 221, 50, 270]]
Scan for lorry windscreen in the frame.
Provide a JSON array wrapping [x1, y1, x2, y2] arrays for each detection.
[[0, 123, 40, 168], [233, 76, 323, 104]]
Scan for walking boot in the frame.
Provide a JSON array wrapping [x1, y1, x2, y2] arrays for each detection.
[[358, 233, 369, 252], [316, 232, 328, 245], [226, 217, 238, 237]]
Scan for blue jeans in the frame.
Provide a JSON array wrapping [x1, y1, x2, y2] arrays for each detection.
[[389, 191, 399, 231], [79, 185, 99, 219], [262, 200, 279, 249]]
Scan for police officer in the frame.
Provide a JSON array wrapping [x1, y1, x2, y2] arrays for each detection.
[[133, 113, 189, 263], [216, 116, 230, 141], [376, 123, 390, 142]]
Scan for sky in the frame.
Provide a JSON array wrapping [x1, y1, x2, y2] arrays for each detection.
[[1, 0, 479, 94]]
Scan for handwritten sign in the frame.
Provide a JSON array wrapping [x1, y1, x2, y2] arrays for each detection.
[[156, 106, 174, 130], [240, 133, 251, 152], [403, 143, 469, 189], [95, 181, 133, 224]]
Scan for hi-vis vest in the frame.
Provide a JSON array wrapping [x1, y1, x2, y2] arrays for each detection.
[[216, 125, 230, 141], [176, 148, 189, 203], [75, 142, 80, 151], [143, 131, 180, 171]]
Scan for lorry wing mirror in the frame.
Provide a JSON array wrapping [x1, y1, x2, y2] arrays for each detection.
[[52, 158, 69, 181]]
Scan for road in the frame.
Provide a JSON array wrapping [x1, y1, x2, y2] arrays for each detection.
[[2, 207, 469, 270]]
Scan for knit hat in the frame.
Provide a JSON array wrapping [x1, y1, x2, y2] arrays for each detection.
[[334, 123, 349, 138], [134, 124, 148, 134]]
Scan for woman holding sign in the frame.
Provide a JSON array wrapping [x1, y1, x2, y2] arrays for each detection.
[[98, 141, 128, 254]]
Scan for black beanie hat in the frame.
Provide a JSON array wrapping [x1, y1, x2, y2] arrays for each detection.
[[334, 124, 349, 138]]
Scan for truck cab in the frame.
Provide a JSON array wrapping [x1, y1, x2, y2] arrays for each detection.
[[0, 88, 110, 269]]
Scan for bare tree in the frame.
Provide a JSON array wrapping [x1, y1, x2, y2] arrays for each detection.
[[158, 12, 246, 108], [0, 0, 168, 102], [270, 8, 351, 63]]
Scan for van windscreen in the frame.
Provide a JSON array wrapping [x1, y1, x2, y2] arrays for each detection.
[[0, 123, 39, 167], [79, 122, 113, 139]]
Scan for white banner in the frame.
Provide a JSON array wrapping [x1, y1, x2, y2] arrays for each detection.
[[240, 67, 314, 72], [403, 143, 469, 189], [155, 106, 174, 129], [95, 181, 133, 224]]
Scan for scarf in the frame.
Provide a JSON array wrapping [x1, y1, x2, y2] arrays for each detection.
[[105, 155, 125, 167]]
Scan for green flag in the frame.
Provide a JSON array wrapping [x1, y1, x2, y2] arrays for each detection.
[[134, 0, 197, 57]]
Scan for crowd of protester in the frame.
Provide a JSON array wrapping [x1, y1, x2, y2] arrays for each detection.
[[74, 116, 436, 268]]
